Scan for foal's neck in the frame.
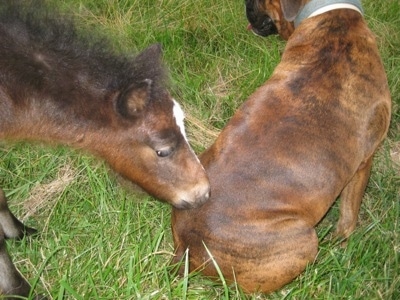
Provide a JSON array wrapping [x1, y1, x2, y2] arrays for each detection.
[[0, 87, 118, 152]]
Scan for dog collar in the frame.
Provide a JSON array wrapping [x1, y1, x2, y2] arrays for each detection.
[[294, 0, 364, 27]]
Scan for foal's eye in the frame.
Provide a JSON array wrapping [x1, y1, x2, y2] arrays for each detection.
[[156, 147, 174, 158]]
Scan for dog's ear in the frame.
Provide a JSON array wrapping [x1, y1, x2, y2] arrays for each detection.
[[280, 0, 303, 21]]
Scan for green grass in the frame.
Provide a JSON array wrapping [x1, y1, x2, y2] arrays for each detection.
[[0, 0, 399, 299]]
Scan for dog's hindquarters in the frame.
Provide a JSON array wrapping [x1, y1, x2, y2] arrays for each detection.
[[172, 208, 318, 293]]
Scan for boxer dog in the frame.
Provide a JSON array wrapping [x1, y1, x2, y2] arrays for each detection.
[[171, 0, 391, 293]]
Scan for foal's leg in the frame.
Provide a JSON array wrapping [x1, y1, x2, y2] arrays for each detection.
[[0, 189, 46, 299], [0, 189, 37, 239], [335, 157, 373, 240], [0, 226, 32, 298]]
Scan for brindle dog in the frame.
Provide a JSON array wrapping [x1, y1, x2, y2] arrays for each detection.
[[172, 0, 391, 293]]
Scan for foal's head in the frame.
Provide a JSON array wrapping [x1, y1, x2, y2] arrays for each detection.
[[104, 44, 210, 209]]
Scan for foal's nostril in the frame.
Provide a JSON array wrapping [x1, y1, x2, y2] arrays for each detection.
[[174, 199, 192, 210], [173, 182, 210, 210], [192, 185, 211, 208], [198, 181, 211, 199]]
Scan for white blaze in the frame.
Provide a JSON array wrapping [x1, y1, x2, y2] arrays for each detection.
[[172, 99, 188, 141], [172, 99, 202, 164]]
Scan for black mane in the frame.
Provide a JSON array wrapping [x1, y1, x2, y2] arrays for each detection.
[[0, 0, 167, 105]]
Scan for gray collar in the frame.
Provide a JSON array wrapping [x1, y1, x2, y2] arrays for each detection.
[[294, 0, 364, 27]]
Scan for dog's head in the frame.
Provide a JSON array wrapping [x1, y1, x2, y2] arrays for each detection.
[[245, 0, 278, 37], [245, 0, 307, 40]]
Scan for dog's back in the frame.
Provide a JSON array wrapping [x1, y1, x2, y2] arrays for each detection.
[[172, 1, 391, 293]]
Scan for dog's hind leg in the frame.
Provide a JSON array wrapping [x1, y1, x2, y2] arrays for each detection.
[[0, 189, 37, 239], [335, 156, 373, 240]]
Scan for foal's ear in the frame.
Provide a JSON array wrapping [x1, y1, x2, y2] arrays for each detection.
[[281, 0, 302, 21], [116, 79, 152, 119], [137, 43, 163, 61]]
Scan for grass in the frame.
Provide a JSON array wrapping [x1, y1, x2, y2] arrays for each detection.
[[0, 0, 399, 299]]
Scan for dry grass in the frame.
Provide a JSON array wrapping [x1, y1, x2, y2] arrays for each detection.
[[22, 163, 77, 221]]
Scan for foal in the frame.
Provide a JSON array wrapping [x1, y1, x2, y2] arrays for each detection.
[[0, 1, 209, 297]]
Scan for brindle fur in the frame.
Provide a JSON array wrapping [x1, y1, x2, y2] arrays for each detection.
[[0, 1, 209, 297], [172, 0, 391, 293]]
